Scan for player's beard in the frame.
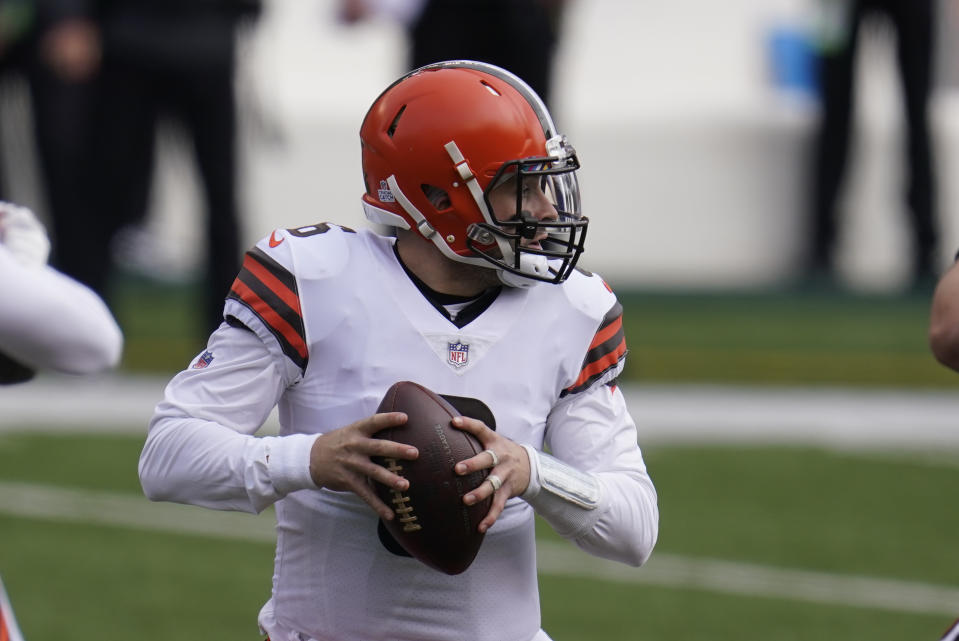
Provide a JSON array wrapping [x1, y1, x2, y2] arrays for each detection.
[[395, 228, 502, 297]]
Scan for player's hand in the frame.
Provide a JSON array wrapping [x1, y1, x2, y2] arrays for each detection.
[[309, 412, 418, 521], [0, 202, 50, 267], [451, 416, 531, 533]]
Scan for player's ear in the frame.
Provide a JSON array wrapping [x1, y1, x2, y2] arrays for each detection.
[[421, 185, 452, 211]]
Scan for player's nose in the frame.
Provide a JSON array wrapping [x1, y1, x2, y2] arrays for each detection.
[[528, 189, 558, 222]]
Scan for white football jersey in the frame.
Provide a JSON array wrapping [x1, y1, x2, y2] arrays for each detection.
[[142, 224, 658, 641]]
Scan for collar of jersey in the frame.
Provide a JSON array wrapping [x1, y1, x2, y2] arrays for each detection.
[[392, 244, 502, 329]]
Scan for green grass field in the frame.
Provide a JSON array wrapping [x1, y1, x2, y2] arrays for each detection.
[[0, 434, 955, 640], [2, 282, 957, 640], [618, 289, 955, 388]]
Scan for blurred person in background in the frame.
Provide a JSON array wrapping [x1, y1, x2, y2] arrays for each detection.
[[0, 0, 36, 202], [928, 249, 959, 372], [0, 201, 122, 384], [338, 0, 566, 107], [0, 0, 100, 265], [68, 0, 261, 337], [807, 0, 937, 290]]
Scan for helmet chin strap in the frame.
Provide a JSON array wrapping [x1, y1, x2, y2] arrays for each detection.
[[387, 175, 436, 239], [485, 215, 543, 288], [497, 254, 548, 288]]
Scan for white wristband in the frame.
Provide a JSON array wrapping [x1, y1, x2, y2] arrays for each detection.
[[521, 444, 542, 501], [521, 444, 600, 509], [520, 444, 605, 540]]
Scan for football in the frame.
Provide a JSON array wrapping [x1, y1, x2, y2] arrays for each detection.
[[371, 380, 491, 575]]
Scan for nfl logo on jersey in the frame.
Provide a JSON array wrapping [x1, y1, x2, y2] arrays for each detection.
[[447, 342, 469, 368], [192, 351, 214, 369]]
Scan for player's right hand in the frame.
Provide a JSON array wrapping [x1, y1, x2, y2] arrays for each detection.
[[0, 202, 51, 268], [308, 412, 418, 521]]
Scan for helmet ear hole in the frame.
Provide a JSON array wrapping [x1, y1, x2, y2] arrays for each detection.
[[421, 184, 452, 210]]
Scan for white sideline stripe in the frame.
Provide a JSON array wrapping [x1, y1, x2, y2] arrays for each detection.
[[5, 375, 959, 450], [1, 482, 958, 617], [537, 546, 959, 617], [0, 482, 277, 543]]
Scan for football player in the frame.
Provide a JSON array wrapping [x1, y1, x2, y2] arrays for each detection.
[[0, 202, 122, 384], [140, 60, 659, 641]]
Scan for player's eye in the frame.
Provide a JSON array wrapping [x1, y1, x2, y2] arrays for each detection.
[[520, 176, 541, 197]]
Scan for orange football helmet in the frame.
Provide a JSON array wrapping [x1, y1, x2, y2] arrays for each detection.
[[360, 60, 587, 286]]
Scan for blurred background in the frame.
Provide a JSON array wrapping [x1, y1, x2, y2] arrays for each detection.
[[5, 0, 959, 295], [2, 0, 956, 380]]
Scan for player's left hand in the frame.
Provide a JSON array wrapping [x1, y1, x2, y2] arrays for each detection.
[[451, 416, 531, 533]]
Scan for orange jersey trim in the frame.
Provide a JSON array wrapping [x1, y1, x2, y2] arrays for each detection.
[[569, 335, 626, 390], [228, 247, 309, 371], [563, 301, 627, 397], [231, 279, 308, 361], [241, 253, 301, 314]]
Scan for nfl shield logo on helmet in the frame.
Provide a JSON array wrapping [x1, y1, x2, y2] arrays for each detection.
[[377, 180, 395, 203], [448, 342, 469, 368]]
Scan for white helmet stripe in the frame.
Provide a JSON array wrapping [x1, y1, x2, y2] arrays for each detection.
[[443, 141, 492, 222], [443, 141, 518, 266]]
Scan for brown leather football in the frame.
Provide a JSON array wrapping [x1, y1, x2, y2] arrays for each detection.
[[371, 380, 491, 575]]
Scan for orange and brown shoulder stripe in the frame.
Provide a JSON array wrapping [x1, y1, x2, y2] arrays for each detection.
[[228, 247, 308, 371], [562, 301, 626, 397]]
